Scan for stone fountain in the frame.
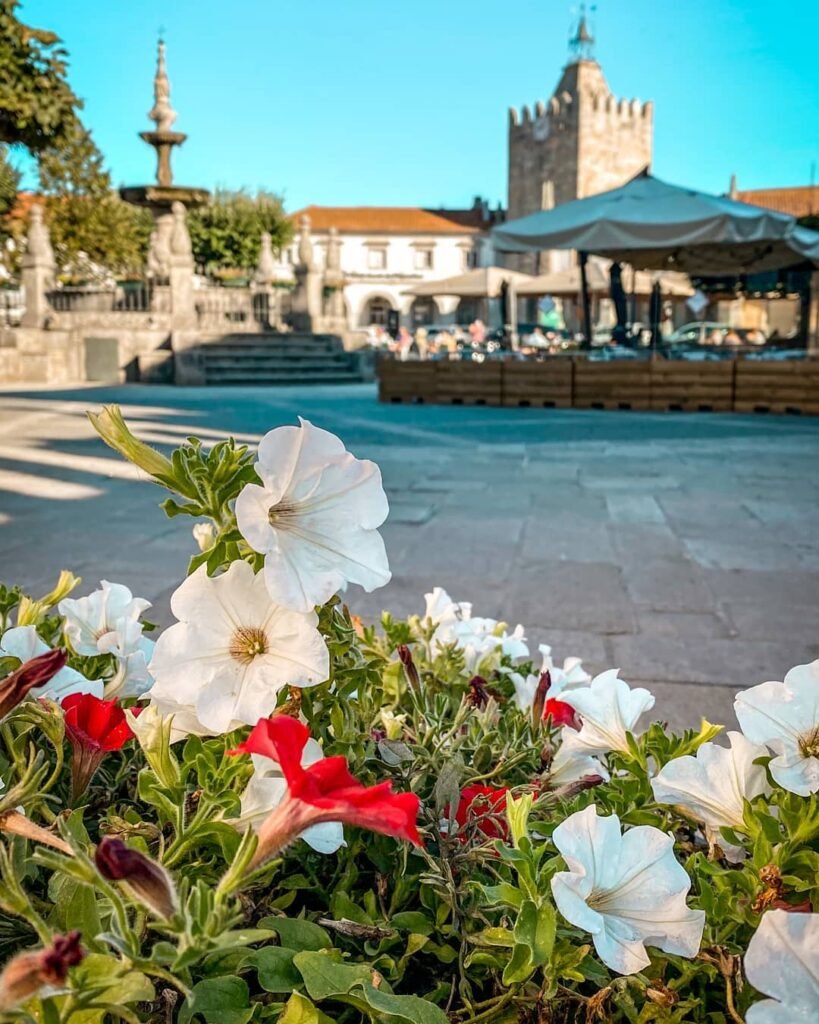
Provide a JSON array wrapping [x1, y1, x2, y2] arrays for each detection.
[[119, 39, 210, 278]]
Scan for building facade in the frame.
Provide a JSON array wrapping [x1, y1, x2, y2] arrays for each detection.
[[284, 202, 501, 330]]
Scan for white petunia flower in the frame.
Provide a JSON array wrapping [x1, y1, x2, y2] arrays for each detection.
[[735, 661, 819, 797], [550, 804, 705, 975], [548, 730, 610, 786], [557, 670, 654, 756], [508, 647, 591, 714], [235, 418, 390, 612], [59, 580, 150, 656], [651, 732, 769, 860], [744, 909, 819, 1024], [149, 560, 329, 735], [98, 620, 155, 699], [0, 625, 101, 702], [538, 643, 591, 697], [424, 587, 472, 634], [235, 740, 345, 854]]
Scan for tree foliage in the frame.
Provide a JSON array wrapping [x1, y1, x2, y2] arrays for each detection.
[[38, 121, 152, 278], [188, 189, 293, 273], [0, 0, 81, 152]]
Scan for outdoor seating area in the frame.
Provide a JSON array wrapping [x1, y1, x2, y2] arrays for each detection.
[[378, 352, 819, 414]]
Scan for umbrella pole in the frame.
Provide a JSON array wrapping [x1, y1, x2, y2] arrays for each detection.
[[579, 251, 593, 349]]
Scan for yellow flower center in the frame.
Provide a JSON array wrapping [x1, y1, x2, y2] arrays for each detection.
[[798, 725, 819, 760], [268, 501, 300, 526], [229, 626, 268, 665]]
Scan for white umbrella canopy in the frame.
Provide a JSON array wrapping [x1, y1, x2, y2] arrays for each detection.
[[516, 263, 693, 298], [493, 174, 819, 274], [403, 266, 534, 298]]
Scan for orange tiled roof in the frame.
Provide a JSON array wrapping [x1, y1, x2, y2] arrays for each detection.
[[290, 205, 494, 234], [736, 186, 819, 218]]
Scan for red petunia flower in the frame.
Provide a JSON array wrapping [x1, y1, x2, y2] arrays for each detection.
[[0, 649, 68, 720], [454, 784, 510, 840], [543, 697, 579, 729], [62, 693, 135, 799], [229, 715, 421, 867]]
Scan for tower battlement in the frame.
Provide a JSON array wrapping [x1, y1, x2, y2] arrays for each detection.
[[507, 56, 654, 243]]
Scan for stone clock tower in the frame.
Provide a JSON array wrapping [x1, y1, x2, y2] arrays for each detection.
[[507, 16, 654, 271]]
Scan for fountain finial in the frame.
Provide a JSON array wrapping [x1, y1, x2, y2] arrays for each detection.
[[148, 38, 177, 133]]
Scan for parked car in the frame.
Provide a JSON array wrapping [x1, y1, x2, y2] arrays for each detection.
[[667, 322, 767, 346]]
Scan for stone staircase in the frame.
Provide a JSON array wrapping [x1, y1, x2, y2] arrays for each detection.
[[174, 333, 368, 386]]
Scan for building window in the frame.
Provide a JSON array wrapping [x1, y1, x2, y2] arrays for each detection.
[[414, 247, 434, 270], [367, 246, 387, 270], [462, 247, 477, 270]]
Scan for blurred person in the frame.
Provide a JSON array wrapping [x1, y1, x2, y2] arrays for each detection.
[[469, 319, 487, 344], [415, 326, 428, 359]]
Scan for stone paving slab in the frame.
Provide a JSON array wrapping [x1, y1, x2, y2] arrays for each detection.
[[1, 382, 818, 732]]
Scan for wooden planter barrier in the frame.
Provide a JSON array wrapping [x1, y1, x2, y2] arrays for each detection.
[[376, 356, 819, 414], [650, 359, 735, 412], [502, 358, 574, 407], [573, 358, 652, 410], [435, 360, 503, 405], [378, 359, 437, 403], [734, 358, 819, 415]]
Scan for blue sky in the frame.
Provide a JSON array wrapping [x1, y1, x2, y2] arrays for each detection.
[[18, 0, 819, 211]]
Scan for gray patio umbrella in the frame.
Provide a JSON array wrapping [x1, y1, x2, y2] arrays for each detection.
[[492, 173, 819, 346]]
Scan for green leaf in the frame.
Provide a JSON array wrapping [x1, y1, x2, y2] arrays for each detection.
[[389, 911, 434, 935], [293, 951, 374, 1000], [294, 951, 448, 1024], [255, 946, 302, 993], [277, 993, 335, 1024], [259, 916, 332, 951], [514, 899, 556, 966], [178, 977, 254, 1024], [69, 955, 155, 1024], [358, 984, 449, 1024], [468, 927, 515, 948]]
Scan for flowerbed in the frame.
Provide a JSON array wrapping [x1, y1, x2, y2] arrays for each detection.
[[0, 408, 817, 1023]]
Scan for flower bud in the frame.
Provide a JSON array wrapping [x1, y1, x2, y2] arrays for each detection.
[[87, 405, 175, 484], [192, 522, 217, 552], [0, 649, 68, 720], [396, 645, 419, 692], [95, 836, 178, 919], [0, 931, 84, 1011]]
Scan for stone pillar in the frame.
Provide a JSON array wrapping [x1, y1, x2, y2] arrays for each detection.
[[322, 227, 346, 330], [168, 201, 195, 329], [808, 271, 819, 354], [21, 205, 55, 328], [252, 231, 276, 329], [291, 215, 322, 332]]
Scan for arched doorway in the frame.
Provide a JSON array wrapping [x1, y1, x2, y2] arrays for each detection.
[[410, 297, 439, 327], [363, 296, 393, 326]]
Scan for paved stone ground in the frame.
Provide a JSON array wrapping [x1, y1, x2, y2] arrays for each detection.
[[1, 382, 818, 731]]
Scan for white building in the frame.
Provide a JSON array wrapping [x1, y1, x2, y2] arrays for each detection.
[[286, 200, 501, 329]]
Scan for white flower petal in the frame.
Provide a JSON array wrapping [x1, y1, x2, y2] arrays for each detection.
[[149, 561, 329, 735], [735, 660, 819, 796], [548, 733, 609, 785], [550, 805, 703, 976], [236, 420, 391, 612], [651, 732, 770, 849], [560, 670, 654, 755], [745, 910, 819, 1024], [59, 580, 149, 657], [0, 625, 100, 702]]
